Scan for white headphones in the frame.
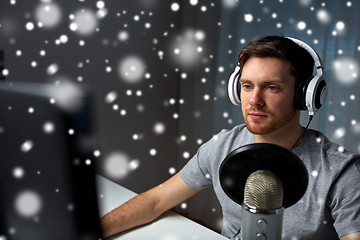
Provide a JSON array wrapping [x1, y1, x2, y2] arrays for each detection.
[[228, 37, 328, 116]]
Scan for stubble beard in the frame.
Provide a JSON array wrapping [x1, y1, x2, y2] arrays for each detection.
[[243, 108, 297, 136]]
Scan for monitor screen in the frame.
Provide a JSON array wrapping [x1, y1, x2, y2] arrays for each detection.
[[0, 81, 102, 240]]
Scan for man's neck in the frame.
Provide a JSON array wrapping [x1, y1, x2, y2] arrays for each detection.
[[253, 122, 305, 150]]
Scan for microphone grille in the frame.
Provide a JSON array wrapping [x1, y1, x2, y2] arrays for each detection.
[[244, 170, 284, 210]]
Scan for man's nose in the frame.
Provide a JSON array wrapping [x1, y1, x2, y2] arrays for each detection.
[[249, 89, 265, 107]]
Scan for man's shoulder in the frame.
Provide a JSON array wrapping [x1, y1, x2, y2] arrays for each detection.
[[306, 129, 356, 158], [300, 129, 359, 173], [305, 129, 356, 158]]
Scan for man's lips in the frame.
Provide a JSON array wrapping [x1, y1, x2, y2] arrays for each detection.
[[248, 112, 268, 120]]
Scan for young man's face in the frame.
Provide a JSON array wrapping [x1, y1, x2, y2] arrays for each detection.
[[240, 57, 298, 135]]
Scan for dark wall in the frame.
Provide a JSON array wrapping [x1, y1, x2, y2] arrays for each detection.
[[0, 0, 223, 231]]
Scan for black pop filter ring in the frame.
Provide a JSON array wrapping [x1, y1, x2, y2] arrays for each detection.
[[219, 143, 308, 208]]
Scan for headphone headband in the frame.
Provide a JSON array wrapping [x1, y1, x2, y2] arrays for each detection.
[[286, 37, 323, 69]]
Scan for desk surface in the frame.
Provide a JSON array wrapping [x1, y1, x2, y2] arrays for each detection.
[[96, 175, 227, 240]]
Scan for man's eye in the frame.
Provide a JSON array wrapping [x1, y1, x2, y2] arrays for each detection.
[[242, 84, 252, 90], [268, 86, 278, 91]]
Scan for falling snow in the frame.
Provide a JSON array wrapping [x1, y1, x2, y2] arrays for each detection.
[[103, 152, 132, 179], [118, 55, 146, 84], [35, 2, 62, 29], [70, 8, 99, 36], [0, 0, 360, 236], [15, 190, 42, 218], [20, 140, 34, 152]]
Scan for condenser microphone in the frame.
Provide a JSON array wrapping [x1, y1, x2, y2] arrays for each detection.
[[219, 143, 309, 240], [240, 170, 284, 240]]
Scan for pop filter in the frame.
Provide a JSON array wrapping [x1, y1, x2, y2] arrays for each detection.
[[219, 143, 308, 208]]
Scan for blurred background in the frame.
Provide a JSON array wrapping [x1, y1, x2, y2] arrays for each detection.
[[1, 0, 359, 233]]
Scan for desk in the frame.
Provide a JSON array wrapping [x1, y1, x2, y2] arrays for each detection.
[[96, 175, 227, 240]]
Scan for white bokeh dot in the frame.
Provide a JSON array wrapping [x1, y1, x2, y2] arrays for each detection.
[[334, 127, 346, 139], [118, 56, 146, 84], [35, 2, 62, 29], [169, 167, 176, 175], [94, 150, 101, 157], [333, 58, 359, 85], [129, 159, 140, 170], [316, 9, 331, 25], [180, 135, 187, 141], [104, 152, 130, 179], [46, 63, 59, 75], [133, 15, 140, 21], [120, 109, 127, 116], [15, 190, 42, 218], [171, 3, 180, 12], [311, 170, 318, 177], [13, 167, 25, 179], [96, 1, 105, 9], [59, 34, 68, 43], [222, 0, 239, 8], [28, 107, 35, 114], [71, 8, 98, 36], [183, 151, 190, 159], [338, 146, 345, 152], [118, 30, 129, 41], [150, 148, 157, 156], [43, 121, 55, 134], [154, 122, 166, 135], [297, 21, 306, 30], [105, 91, 117, 103], [189, 0, 198, 5], [21, 140, 34, 152], [336, 21, 345, 31], [25, 22, 35, 31], [244, 14, 253, 22], [169, 29, 205, 69], [2, 68, 9, 76]]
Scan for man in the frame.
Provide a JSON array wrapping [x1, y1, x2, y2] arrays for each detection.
[[100, 36, 360, 239]]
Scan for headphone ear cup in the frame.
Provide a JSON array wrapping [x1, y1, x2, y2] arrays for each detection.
[[313, 77, 327, 111], [228, 66, 242, 106], [294, 76, 312, 111], [236, 79, 241, 102]]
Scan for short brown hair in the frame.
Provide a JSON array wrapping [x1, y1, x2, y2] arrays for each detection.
[[238, 35, 314, 86]]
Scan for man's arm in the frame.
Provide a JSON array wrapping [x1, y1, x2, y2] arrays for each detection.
[[100, 172, 200, 238], [341, 232, 360, 240]]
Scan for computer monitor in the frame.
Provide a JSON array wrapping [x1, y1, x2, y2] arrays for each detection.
[[0, 81, 102, 240], [0, 50, 5, 81]]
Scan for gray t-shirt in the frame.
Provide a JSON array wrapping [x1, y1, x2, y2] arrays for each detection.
[[180, 124, 360, 239]]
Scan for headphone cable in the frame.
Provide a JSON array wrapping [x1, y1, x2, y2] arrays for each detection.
[[291, 115, 313, 150]]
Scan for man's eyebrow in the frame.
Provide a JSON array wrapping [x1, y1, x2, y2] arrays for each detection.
[[239, 78, 286, 84]]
